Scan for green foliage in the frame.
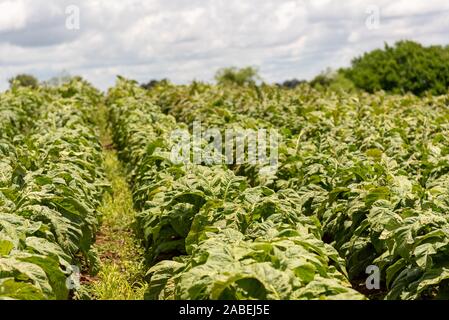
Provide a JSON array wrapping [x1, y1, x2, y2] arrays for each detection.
[[345, 41, 449, 95], [215, 66, 261, 86], [278, 79, 307, 89], [310, 68, 356, 92], [8, 74, 39, 89], [0, 80, 107, 300], [5, 62, 449, 301], [141, 79, 170, 90], [43, 71, 81, 87], [144, 79, 449, 300], [107, 79, 365, 300]]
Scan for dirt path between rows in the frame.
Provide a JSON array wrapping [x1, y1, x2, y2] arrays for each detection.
[[80, 104, 147, 300]]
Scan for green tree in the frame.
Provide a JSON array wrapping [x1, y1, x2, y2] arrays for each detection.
[[344, 41, 449, 95], [8, 74, 39, 89], [310, 68, 356, 92], [43, 70, 76, 87], [215, 66, 261, 86], [141, 79, 170, 90]]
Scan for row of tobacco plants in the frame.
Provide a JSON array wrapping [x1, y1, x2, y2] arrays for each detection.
[[0, 81, 107, 299]]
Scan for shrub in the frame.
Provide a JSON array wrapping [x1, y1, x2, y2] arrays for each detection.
[[8, 74, 39, 89], [344, 41, 449, 95], [215, 66, 261, 86], [277, 79, 307, 89], [310, 68, 356, 92], [141, 79, 170, 90]]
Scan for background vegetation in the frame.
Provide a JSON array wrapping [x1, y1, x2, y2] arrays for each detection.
[[343, 40, 449, 95]]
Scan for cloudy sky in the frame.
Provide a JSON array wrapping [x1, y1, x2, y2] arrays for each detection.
[[0, 0, 448, 90]]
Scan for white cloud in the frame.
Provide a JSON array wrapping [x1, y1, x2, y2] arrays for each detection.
[[0, 0, 448, 90], [0, 0, 28, 31], [383, 0, 449, 16]]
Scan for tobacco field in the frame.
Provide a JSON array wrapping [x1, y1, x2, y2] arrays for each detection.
[[2, 78, 449, 300]]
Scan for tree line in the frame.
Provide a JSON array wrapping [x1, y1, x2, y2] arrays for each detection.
[[8, 40, 449, 96]]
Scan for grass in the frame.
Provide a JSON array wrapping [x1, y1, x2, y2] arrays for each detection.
[[82, 104, 147, 300]]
